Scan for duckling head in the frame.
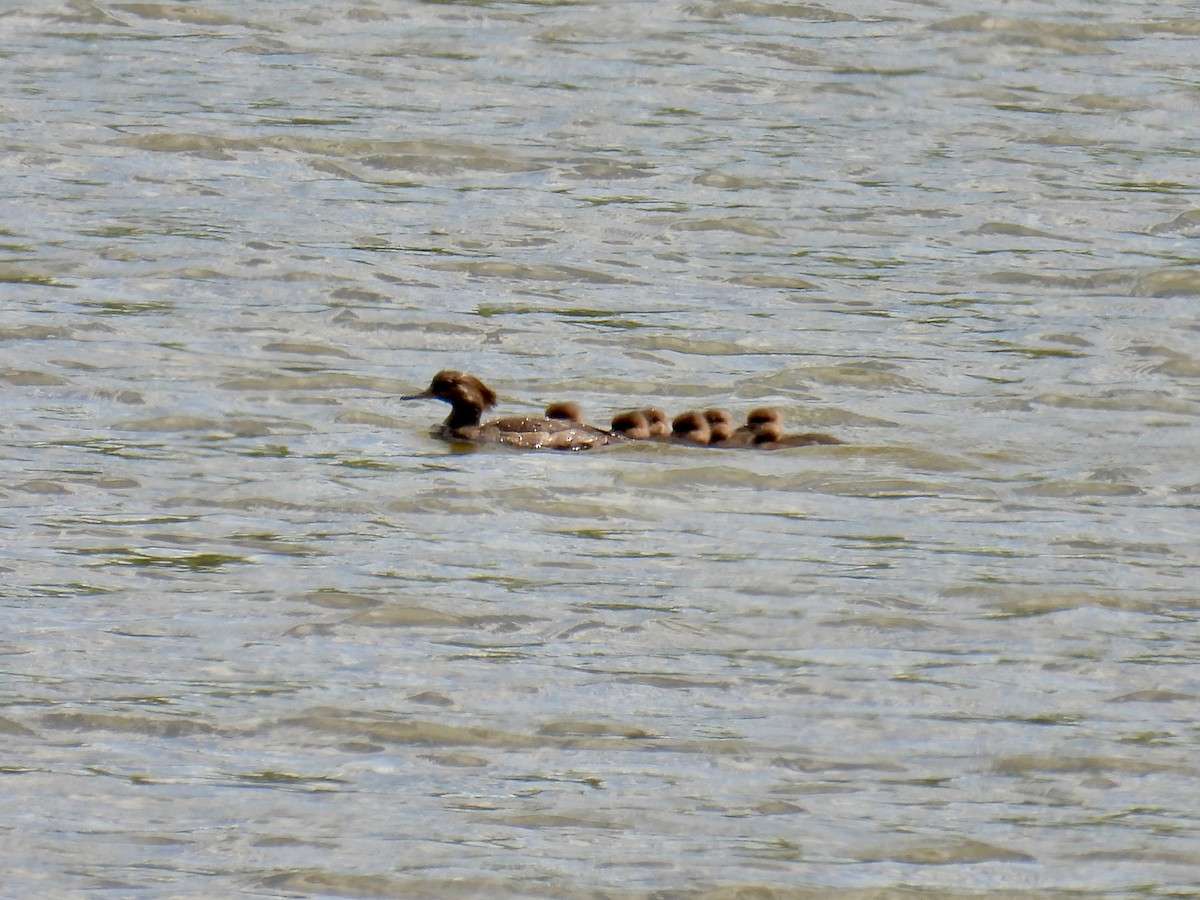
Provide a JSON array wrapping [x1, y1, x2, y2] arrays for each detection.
[[545, 401, 584, 423], [672, 411, 711, 446], [745, 407, 782, 430], [611, 410, 652, 440], [641, 407, 670, 438], [752, 419, 784, 446], [703, 409, 735, 443]]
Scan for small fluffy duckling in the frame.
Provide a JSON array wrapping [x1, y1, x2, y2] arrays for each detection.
[[612, 408, 671, 441], [671, 411, 711, 446], [611, 410, 653, 441], [641, 407, 670, 439], [752, 419, 844, 449], [545, 401, 585, 423], [737, 407, 782, 435], [703, 409, 735, 443], [706, 408, 764, 448]]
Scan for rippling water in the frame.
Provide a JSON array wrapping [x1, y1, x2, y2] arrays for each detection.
[[4, 0, 1200, 895]]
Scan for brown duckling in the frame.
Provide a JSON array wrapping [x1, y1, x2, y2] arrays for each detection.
[[612, 407, 671, 441], [671, 411, 711, 446], [611, 410, 653, 441], [752, 419, 844, 449], [737, 407, 782, 435], [719, 407, 779, 448], [403, 370, 623, 450], [703, 409, 735, 443], [706, 408, 763, 448], [545, 401, 584, 423], [641, 407, 671, 440]]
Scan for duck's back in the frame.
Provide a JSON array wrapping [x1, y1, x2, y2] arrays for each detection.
[[774, 431, 844, 447], [457, 415, 622, 450]]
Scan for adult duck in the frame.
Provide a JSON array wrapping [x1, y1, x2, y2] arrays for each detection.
[[404, 371, 622, 450]]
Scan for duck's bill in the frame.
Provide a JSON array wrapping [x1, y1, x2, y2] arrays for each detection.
[[400, 389, 435, 400]]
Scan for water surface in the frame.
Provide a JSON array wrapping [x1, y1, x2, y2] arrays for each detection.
[[3, 0, 1200, 895]]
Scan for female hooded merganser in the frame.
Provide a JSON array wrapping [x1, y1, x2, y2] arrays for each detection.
[[752, 419, 844, 449], [404, 370, 623, 450], [671, 411, 711, 446]]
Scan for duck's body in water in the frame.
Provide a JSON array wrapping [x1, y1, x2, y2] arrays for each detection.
[[751, 419, 844, 449], [728, 408, 842, 448], [404, 371, 623, 450]]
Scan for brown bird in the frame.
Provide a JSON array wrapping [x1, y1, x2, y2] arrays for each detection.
[[610, 411, 653, 441], [403, 370, 623, 450], [641, 407, 671, 439], [706, 408, 763, 448], [545, 401, 584, 423], [752, 419, 844, 449], [737, 407, 782, 435], [671, 411, 712, 446]]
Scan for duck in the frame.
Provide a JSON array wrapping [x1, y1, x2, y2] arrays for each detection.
[[641, 408, 671, 440], [545, 401, 584, 423], [611, 408, 673, 441], [752, 419, 844, 449], [703, 409, 735, 443], [403, 370, 623, 450], [671, 411, 711, 446], [705, 408, 761, 448], [610, 410, 653, 441], [712, 407, 776, 448], [736, 407, 782, 437]]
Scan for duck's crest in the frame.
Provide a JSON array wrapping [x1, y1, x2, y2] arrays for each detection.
[[436, 370, 496, 411]]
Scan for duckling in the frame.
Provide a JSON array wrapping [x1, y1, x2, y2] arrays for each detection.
[[752, 419, 844, 449], [671, 411, 711, 446], [403, 370, 623, 450], [703, 409, 735, 443], [611, 410, 653, 441], [545, 401, 584, 423], [705, 408, 761, 448], [736, 407, 782, 436], [641, 407, 671, 440]]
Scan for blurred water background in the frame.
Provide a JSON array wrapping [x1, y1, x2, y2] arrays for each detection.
[[3, 0, 1200, 895]]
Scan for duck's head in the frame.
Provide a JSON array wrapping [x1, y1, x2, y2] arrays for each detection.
[[611, 410, 652, 440], [672, 411, 711, 445], [403, 370, 498, 413], [641, 407, 670, 438], [745, 407, 782, 430], [752, 419, 784, 445], [703, 409, 735, 442], [545, 401, 584, 423]]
